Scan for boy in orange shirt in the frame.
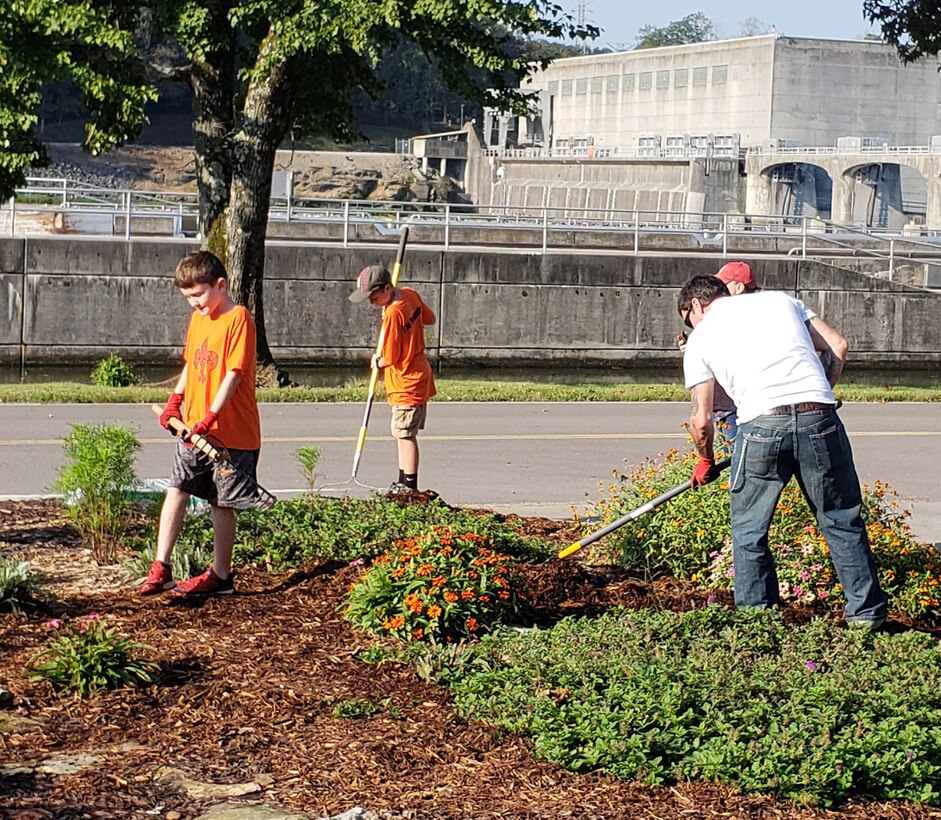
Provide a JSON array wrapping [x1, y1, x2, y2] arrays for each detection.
[[350, 265, 436, 492], [140, 250, 262, 596]]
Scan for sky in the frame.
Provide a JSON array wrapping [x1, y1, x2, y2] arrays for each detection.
[[573, 0, 878, 51]]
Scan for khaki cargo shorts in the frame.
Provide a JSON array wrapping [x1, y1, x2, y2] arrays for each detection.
[[390, 404, 427, 439]]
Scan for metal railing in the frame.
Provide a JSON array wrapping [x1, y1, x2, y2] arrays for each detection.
[[4, 178, 941, 288]]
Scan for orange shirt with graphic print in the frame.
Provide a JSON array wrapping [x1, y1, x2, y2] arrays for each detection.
[[380, 286, 436, 406], [183, 304, 261, 450]]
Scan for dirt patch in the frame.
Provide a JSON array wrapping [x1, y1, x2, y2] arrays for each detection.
[[0, 499, 935, 819]]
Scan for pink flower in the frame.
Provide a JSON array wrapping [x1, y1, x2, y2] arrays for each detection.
[[805, 661, 818, 671], [348, 558, 365, 567], [41, 619, 63, 630], [83, 612, 101, 621]]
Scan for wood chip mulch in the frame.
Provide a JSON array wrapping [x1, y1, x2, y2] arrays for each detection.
[[2, 499, 940, 820]]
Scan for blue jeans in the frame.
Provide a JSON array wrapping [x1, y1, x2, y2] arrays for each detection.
[[729, 409, 888, 624]]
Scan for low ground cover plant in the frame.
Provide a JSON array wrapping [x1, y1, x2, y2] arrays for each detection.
[[126, 494, 553, 570], [444, 607, 941, 806], [0, 558, 41, 611], [345, 527, 527, 643], [29, 614, 156, 697], [586, 445, 941, 623]]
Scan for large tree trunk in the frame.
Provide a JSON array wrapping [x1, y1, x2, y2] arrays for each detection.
[[225, 34, 295, 374], [188, 5, 236, 240]]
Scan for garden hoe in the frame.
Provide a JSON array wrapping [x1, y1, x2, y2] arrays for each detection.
[[558, 458, 731, 559], [149, 405, 277, 509], [320, 223, 410, 493]]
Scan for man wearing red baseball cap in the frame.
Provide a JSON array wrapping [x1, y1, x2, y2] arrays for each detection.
[[715, 261, 757, 294]]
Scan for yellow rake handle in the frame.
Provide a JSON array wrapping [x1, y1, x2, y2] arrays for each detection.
[[559, 458, 731, 559], [350, 225, 410, 481]]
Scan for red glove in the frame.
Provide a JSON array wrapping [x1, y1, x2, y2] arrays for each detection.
[[159, 393, 184, 434], [186, 411, 219, 441], [691, 456, 720, 489]]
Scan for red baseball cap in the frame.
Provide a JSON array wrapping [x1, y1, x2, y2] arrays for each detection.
[[715, 261, 756, 290]]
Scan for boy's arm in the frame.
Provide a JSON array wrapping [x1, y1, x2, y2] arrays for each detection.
[[189, 370, 242, 438], [421, 298, 436, 326]]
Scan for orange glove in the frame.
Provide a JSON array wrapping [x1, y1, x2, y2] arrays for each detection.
[[691, 456, 720, 489], [186, 411, 219, 441], [158, 393, 184, 434]]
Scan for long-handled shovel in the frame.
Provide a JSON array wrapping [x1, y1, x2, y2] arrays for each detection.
[[150, 405, 277, 509], [319, 225, 410, 493], [558, 458, 731, 559]]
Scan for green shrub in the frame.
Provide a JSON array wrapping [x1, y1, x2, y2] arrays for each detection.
[[53, 423, 140, 564], [345, 527, 527, 643], [30, 615, 156, 697], [331, 698, 380, 719], [583, 442, 731, 578], [90, 354, 140, 387], [447, 607, 941, 806], [0, 558, 40, 611]]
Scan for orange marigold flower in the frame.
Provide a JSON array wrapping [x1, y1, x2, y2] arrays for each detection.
[[427, 604, 442, 619], [494, 576, 508, 587], [391, 567, 406, 579], [444, 591, 458, 602], [412, 628, 423, 640], [466, 618, 478, 632], [431, 575, 447, 587], [417, 564, 433, 577], [404, 593, 424, 613], [479, 595, 491, 604], [390, 615, 405, 629], [498, 590, 510, 600], [461, 589, 475, 600]]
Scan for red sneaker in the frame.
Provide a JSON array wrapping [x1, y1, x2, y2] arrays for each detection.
[[139, 560, 175, 595], [173, 567, 235, 597]]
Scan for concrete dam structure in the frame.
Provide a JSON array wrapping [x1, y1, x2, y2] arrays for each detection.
[[0, 236, 938, 371]]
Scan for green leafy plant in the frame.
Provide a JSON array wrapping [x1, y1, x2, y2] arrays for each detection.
[[582, 439, 732, 579], [90, 354, 140, 387], [345, 527, 527, 643], [295, 446, 321, 498], [29, 615, 156, 698], [122, 539, 214, 588], [448, 607, 941, 806], [331, 697, 380, 719], [53, 423, 140, 564], [0, 557, 41, 612]]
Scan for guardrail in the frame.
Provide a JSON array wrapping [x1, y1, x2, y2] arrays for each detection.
[[4, 179, 941, 288]]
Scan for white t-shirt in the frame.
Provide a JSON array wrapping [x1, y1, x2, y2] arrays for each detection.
[[683, 291, 835, 425]]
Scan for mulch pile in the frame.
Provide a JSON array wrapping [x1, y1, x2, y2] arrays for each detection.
[[0, 499, 937, 819]]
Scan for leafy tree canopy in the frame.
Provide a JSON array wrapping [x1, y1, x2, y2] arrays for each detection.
[[634, 13, 716, 50], [864, 0, 936, 62]]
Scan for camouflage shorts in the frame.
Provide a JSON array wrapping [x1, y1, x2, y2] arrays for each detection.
[[169, 439, 262, 510]]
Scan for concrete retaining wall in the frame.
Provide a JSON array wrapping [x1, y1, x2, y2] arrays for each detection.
[[0, 236, 938, 368]]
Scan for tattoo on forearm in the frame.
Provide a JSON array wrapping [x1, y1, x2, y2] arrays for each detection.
[[690, 391, 700, 414], [819, 350, 841, 386]]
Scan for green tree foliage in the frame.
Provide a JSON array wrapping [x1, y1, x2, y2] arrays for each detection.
[[1, 1, 596, 370], [634, 12, 716, 49], [864, 1, 936, 62]]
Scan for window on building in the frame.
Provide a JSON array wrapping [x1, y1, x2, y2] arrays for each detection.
[[692, 67, 708, 86], [712, 64, 728, 84], [547, 80, 558, 96], [656, 70, 670, 89], [575, 77, 588, 95], [674, 68, 688, 88], [561, 79, 573, 96], [591, 76, 603, 93], [606, 74, 619, 93], [639, 71, 652, 90], [623, 73, 636, 92]]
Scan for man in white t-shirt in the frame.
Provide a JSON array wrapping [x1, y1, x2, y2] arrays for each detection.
[[677, 274, 887, 629]]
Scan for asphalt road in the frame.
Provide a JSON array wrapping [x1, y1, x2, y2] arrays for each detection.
[[0, 401, 938, 545]]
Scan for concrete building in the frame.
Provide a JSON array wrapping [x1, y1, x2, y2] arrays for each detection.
[[516, 35, 941, 155]]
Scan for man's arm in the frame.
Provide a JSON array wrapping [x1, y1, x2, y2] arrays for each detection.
[[689, 379, 716, 460], [807, 316, 847, 387]]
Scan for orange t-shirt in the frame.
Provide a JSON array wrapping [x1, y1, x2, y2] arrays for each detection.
[[381, 287, 436, 406], [183, 304, 261, 450]]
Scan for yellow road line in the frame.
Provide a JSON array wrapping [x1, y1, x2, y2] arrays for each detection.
[[2, 431, 941, 446]]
